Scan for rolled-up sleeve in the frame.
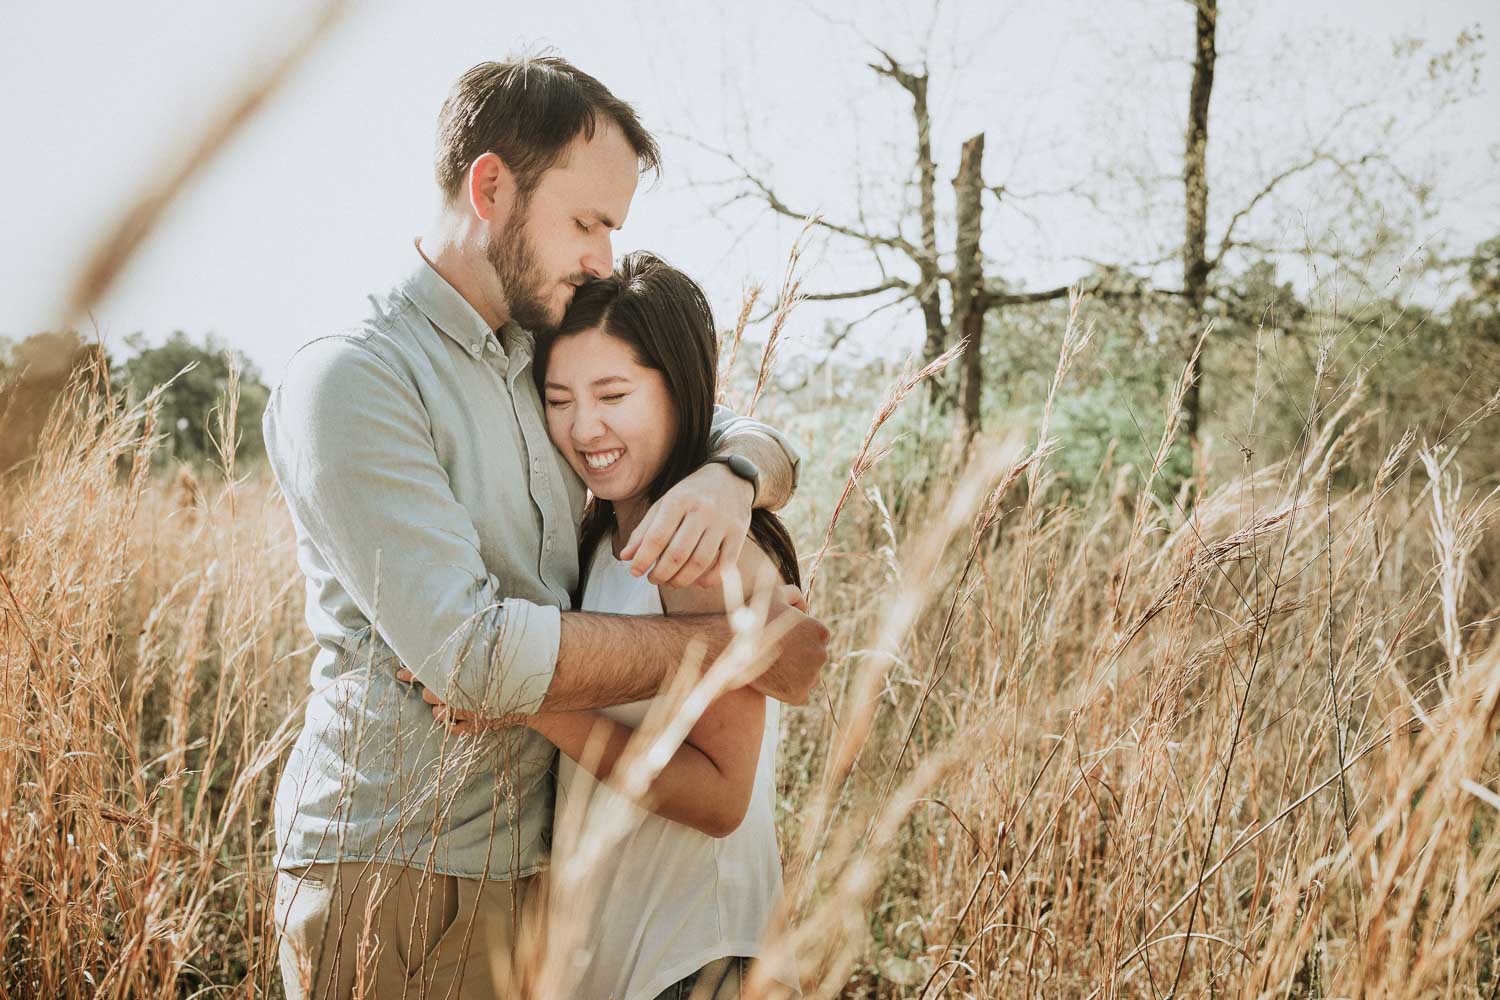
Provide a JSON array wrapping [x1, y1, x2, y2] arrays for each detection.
[[265, 337, 557, 715], [709, 404, 801, 491]]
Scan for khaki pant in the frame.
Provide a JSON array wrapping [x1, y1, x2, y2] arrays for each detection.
[[274, 862, 544, 1000]]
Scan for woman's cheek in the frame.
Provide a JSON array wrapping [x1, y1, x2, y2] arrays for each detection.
[[624, 400, 657, 456], [544, 410, 576, 469]]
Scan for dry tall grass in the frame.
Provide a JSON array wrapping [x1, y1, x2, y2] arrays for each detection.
[[4, 288, 1500, 997], [12, 4, 1498, 993]]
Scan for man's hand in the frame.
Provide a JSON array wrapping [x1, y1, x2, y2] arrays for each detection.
[[746, 585, 830, 705], [620, 462, 753, 588], [394, 667, 519, 735]]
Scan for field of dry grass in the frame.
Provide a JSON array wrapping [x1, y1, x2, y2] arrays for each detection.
[[5, 1, 1498, 991], [4, 293, 1500, 998]]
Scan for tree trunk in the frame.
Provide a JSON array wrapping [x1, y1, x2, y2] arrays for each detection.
[[908, 70, 947, 376], [873, 54, 949, 398], [1182, 0, 1217, 444], [952, 133, 987, 440]]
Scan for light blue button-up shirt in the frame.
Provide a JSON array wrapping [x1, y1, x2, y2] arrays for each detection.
[[265, 248, 797, 880]]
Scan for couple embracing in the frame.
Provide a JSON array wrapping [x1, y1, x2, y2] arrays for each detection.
[[266, 54, 829, 1000]]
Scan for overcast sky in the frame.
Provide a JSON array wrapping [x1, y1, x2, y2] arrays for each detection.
[[3, 0, 1496, 381]]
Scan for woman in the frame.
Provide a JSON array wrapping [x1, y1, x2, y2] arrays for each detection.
[[510, 251, 801, 999]]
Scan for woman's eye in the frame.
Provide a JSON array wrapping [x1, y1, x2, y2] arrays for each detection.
[[575, 219, 591, 233], [601, 393, 627, 403], [545, 398, 571, 409]]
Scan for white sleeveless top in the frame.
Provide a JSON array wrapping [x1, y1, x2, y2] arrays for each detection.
[[549, 539, 798, 1000]]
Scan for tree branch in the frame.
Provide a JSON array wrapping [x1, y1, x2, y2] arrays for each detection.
[[983, 283, 1074, 306], [824, 294, 919, 358], [1211, 151, 1332, 271], [868, 48, 925, 95], [736, 162, 922, 258], [675, 135, 923, 260], [803, 278, 913, 302]]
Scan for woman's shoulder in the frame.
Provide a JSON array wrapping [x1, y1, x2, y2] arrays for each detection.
[[581, 530, 664, 613]]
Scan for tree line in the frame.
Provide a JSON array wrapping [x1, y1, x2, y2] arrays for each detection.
[[0, 331, 270, 475], [715, 1, 1489, 453]]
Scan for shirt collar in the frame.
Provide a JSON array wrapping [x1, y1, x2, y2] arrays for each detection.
[[400, 239, 519, 360]]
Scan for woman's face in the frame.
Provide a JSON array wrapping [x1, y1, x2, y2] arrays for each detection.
[[541, 327, 678, 506]]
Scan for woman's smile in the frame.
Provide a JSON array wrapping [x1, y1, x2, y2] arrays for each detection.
[[542, 328, 678, 510], [582, 447, 625, 472]]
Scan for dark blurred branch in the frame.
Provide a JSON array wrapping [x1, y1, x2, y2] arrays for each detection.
[[61, 0, 351, 329]]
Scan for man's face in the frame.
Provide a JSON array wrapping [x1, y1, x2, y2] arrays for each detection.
[[486, 122, 640, 332]]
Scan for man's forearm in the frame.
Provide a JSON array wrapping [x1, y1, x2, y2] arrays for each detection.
[[714, 431, 795, 512], [541, 610, 732, 712]]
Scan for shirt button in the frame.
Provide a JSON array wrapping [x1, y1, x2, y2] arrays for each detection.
[[468, 342, 481, 356], [485, 341, 498, 352]]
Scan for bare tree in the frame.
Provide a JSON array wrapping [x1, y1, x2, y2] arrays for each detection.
[[1180, 0, 1217, 445], [711, 4, 1484, 446], [717, 48, 1128, 441], [1162, 1, 1486, 443], [952, 133, 987, 438]]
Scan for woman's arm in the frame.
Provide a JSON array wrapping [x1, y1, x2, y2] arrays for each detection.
[[533, 540, 784, 838], [529, 687, 764, 839]]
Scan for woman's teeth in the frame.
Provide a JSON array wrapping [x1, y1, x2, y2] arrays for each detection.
[[584, 449, 623, 470]]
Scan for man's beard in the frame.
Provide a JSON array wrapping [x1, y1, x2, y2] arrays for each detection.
[[485, 213, 558, 333]]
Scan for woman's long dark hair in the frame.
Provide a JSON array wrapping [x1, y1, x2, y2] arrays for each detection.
[[535, 251, 800, 590]]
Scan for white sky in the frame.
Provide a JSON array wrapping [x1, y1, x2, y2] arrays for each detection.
[[3, 0, 1497, 381]]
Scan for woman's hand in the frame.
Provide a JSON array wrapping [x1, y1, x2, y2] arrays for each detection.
[[394, 667, 526, 735], [620, 462, 751, 589]]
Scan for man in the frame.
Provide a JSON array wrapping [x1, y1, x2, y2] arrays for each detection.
[[265, 55, 829, 999]]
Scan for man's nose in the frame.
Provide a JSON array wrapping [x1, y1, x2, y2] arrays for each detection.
[[581, 232, 613, 279]]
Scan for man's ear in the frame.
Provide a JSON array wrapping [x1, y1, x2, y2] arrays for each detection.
[[467, 151, 519, 225]]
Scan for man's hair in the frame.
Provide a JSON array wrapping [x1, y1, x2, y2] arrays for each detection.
[[434, 54, 661, 203]]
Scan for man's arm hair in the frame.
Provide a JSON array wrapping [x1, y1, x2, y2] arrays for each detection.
[[712, 430, 795, 512], [707, 405, 799, 512], [540, 610, 732, 712]]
